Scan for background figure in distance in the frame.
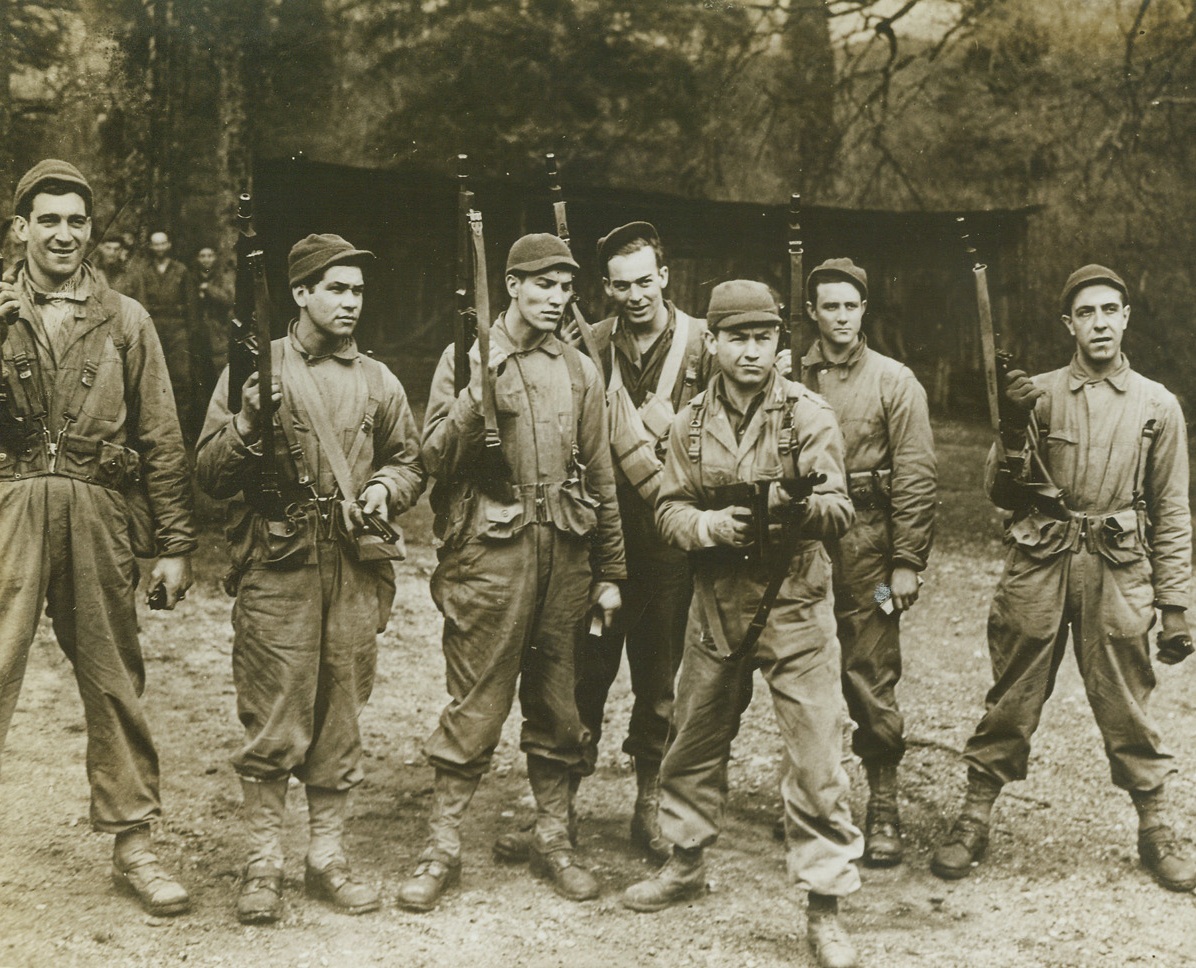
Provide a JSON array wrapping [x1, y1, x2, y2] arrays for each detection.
[[196, 233, 426, 924], [0, 159, 197, 918], [931, 264, 1196, 895], [194, 243, 234, 407], [399, 233, 625, 912], [799, 258, 936, 867]]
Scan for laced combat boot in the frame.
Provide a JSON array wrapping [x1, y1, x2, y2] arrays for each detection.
[[930, 769, 1001, 880], [622, 846, 707, 912], [630, 758, 670, 863], [397, 769, 479, 912], [1133, 786, 1196, 892], [527, 757, 598, 901], [806, 893, 858, 968], [493, 774, 579, 863], [112, 825, 191, 917], [303, 787, 379, 915], [863, 761, 903, 867], [236, 777, 288, 924]]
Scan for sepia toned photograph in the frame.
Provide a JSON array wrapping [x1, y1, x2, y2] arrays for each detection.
[[1, 1, 1194, 965]]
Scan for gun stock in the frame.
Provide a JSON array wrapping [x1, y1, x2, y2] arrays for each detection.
[[454, 155, 476, 394], [786, 193, 803, 353], [228, 193, 260, 412], [543, 153, 604, 366]]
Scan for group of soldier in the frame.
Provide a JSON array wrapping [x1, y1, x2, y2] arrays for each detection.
[[0, 158, 1192, 968]]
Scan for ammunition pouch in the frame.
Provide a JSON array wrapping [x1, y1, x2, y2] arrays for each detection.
[[846, 469, 891, 511], [1007, 505, 1147, 565]]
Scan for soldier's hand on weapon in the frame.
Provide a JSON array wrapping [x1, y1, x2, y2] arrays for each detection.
[[349, 482, 391, 536], [234, 372, 281, 441], [707, 506, 753, 547], [1157, 607, 1194, 665], [1004, 369, 1045, 416], [775, 348, 793, 379], [147, 554, 193, 610], [0, 279, 19, 330], [557, 310, 583, 348], [889, 565, 922, 611], [590, 580, 622, 630], [466, 340, 509, 404]]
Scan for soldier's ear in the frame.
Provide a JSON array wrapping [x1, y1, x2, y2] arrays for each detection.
[[1061, 313, 1075, 337], [703, 328, 718, 355], [505, 272, 520, 300], [292, 283, 309, 308], [1123, 303, 1131, 327], [658, 264, 669, 290], [10, 216, 28, 244]]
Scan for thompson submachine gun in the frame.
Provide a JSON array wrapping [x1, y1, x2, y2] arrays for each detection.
[[702, 471, 828, 566]]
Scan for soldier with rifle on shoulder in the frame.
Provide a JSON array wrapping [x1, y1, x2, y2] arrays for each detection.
[[398, 230, 624, 912], [931, 264, 1196, 894], [0, 159, 196, 917], [196, 230, 425, 924], [622, 280, 864, 968]]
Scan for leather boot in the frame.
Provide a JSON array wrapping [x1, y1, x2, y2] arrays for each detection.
[[931, 770, 999, 880], [1138, 825, 1196, 892], [807, 894, 858, 968], [304, 787, 379, 915], [863, 761, 903, 868], [493, 774, 579, 863], [236, 777, 288, 924], [396, 770, 479, 912], [630, 758, 670, 863], [112, 825, 191, 917], [622, 846, 707, 912], [527, 757, 598, 901]]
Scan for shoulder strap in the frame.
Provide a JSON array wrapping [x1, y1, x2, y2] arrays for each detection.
[[61, 324, 113, 424], [654, 311, 690, 401], [686, 390, 707, 463], [562, 344, 585, 443], [281, 340, 365, 501]]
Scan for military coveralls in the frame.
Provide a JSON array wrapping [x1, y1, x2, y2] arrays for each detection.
[[0, 263, 196, 832], [801, 336, 936, 766], [655, 371, 863, 896], [964, 355, 1191, 792], [574, 302, 711, 773], [126, 258, 198, 438], [196, 326, 425, 790], [421, 322, 625, 848]]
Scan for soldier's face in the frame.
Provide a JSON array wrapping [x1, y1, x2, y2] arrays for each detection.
[[604, 245, 668, 328], [197, 247, 217, 271], [808, 280, 865, 352], [15, 191, 91, 287], [294, 264, 364, 339], [506, 268, 574, 333], [1064, 283, 1128, 369], [708, 324, 779, 392]]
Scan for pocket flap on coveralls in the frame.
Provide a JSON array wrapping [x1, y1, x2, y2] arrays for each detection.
[[1006, 511, 1071, 560], [476, 494, 525, 541], [1096, 508, 1148, 565]]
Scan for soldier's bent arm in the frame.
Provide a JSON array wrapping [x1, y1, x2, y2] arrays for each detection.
[[195, 365, 259, 500], [575, 351, 626, 581], [421, 344, 487, 479], [886, 368, 937, 571], [362, 366, 426, 513], [1145, 391, 1192, 608], [123, 302, 198, 555], [790, 393, 854, 542], [655, 407, 711, 552]]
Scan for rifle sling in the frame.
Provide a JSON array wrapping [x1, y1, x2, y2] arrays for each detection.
[[723, 563, 788, 664]]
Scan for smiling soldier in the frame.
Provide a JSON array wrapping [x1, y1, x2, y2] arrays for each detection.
[[399, 233, 625, 911], [932, 265, 1196, 894], [197, 233, 425, 923]]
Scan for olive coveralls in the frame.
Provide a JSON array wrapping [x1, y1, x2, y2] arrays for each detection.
[[964, 355, 1191, 792], [421, 322, 625, 850], [0, 263, 196, 832], [655, 371, 863, 897], [196, 327, 425, 791], [801, 336, 936, 766]]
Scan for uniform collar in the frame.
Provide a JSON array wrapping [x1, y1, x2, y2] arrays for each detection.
[[20, 262, 92, 305], [1067, 352, 1130, 392], [492, 315, 563, 356], [711, 368, 783, 416], [287, 320, 359, 363], [801, 333, 867, 371]]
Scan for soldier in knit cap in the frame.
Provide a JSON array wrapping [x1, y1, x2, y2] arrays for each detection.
[[0, 159, 196, 917], [623, 280, 863, 968]]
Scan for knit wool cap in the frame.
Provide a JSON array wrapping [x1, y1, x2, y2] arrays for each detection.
[[706, 279, 782, 331], [287, 233, 375, 286], [596, 221, 660, 271], [806, 257, 868, 301], [13, 159, 93, 215], [505, 233, 579, 275], [1060, 264, 1128, 314]]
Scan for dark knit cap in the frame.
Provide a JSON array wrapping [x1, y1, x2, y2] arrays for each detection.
[[1059, 264, 1128, 314], [287, 233, 375, 286], [505, 233, 579, 275], [706, 280, 782, 331], [13, 159, 93, 215], [806, 257, 868, 301]]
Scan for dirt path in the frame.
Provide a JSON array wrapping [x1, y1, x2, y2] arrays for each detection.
[[2, 420, 1195, 967]]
